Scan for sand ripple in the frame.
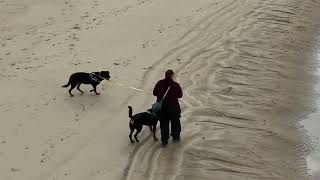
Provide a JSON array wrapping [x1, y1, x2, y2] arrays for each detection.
[[124, 0, 320, 180]]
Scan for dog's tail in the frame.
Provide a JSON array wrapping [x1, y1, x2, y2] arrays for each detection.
[[128, 106, 133, 119], [62, 81, 70, 88]]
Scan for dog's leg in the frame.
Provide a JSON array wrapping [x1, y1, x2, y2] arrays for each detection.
[[91, 84, 100, 95], [149, 126, 152, 132], [129, 128, 135, 143], [69, 83, 77, 97], [77, 83, 84, 93], [134, 126, 142, 143], [153, 125, 158, 141]]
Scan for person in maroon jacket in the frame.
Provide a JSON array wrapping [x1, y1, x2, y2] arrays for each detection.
[[153, 69, 183, 147]]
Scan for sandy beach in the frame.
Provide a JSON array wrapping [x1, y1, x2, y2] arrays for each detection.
[[1, 0, 320, 180]]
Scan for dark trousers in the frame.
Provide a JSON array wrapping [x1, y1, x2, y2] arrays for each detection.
[[159, 105, 181, 143]]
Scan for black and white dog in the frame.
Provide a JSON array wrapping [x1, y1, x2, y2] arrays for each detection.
[[62, 71, 110, 97], [128, 106, 159, 143]]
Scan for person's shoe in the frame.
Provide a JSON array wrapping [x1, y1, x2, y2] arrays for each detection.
[[172, 137, 180, 144], [161, 141, 168, 147]]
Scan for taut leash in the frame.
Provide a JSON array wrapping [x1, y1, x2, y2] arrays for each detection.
[[91, 73, 153, 95]]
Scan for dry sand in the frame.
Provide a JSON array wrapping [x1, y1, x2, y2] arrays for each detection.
[[1, 0, 320, 180]]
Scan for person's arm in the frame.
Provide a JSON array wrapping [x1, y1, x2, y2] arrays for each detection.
[[177, 83, 183, 98], [153, 81, 160, 97]]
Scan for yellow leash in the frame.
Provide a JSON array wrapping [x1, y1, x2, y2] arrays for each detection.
[[109, 81, 153, 94], [91, 73, 153, 95]]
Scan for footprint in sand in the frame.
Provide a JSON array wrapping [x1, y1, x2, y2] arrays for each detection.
[[114, 57, 136, 67], [41, 130, 77, 163], [192, 8, 202, 13], [142, 42, 149, 48], [177, 58, 183, 64], [67, 33, 79, 41], [81, 14, 89, 19], [74, 113, 80, 122], [71, 24, 81, 30], [141, 66, 152, 70], [40, 150, 49, 163], [10, 168, 20, 172], [91, 1, 99, 9]]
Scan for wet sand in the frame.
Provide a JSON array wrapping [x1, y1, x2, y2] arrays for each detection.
[[301, 69, 320, 180], [302, 105, 320, 179], [1, 0, 320, 180]]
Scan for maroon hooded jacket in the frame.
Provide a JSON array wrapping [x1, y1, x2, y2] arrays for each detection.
[[153, 77, 182, 108]]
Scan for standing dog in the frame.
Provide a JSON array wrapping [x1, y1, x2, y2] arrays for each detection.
[[62, 71, 110, 97], [128, 106, 159, 143]]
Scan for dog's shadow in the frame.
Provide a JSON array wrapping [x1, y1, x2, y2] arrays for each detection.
[[63, 92, 107, 111]]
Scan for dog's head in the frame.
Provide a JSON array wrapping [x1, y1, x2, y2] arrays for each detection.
[[147, 108, 160, 120], [100, 71, 111, 80]]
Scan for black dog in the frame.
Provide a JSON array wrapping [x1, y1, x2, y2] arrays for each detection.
[[62, 71, 110, 97], [128, 106, 159, 143]]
